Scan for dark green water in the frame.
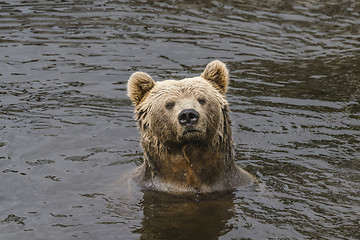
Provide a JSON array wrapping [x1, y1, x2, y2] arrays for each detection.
[[0, 1, 359, 239]]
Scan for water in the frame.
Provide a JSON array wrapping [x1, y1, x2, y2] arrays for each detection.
[[0, 0, 359, 239]]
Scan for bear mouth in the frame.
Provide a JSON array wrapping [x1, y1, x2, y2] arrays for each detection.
[[183, 127, 201, 135], [184, 129, 200, 134], [181, 127, 204, 141]]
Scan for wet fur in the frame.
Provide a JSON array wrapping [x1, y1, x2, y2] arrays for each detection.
[[128, 60, 254, 193]]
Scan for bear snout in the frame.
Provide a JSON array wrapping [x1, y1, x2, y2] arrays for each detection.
[[178, 109, 199, 126]]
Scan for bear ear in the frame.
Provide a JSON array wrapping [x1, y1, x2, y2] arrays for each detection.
[[127, 72, 155, 106], [200, 60, 229, 95]]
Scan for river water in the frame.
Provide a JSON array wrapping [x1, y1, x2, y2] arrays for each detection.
[[0, 0, 359, 239]]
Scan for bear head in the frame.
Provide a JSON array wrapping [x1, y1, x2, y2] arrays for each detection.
[[127, 60, 231, 149]]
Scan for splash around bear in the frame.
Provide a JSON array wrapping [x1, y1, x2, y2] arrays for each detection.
[[127, 60, 254, 193]]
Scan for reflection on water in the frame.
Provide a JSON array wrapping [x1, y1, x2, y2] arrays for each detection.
[[0, 0, 359, 239], [134, 191, 236, 240]]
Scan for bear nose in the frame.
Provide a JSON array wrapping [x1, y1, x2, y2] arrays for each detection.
[[178, 109, 199, 126]]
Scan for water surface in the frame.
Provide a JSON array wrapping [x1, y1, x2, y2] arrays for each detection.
[[0, 0, 359, 239]]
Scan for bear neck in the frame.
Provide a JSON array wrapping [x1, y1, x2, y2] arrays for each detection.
[[138, 110, 237, 191], [133, 106, 240, 192], [140, 141, 236, 191]]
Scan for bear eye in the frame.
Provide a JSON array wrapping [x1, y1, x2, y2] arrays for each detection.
[[198, 98, 206, 105], [165, 101, 175, 110]]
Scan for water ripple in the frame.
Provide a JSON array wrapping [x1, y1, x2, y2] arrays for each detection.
[[0, 1, 359, 239]]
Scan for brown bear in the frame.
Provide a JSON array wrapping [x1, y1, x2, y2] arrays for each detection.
[[127, 60, 254, 193]]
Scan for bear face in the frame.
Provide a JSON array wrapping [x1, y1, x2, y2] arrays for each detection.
[[135, 78, 224, 146], [128, 60, 253, 193], [128, 61, 229, 147]]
